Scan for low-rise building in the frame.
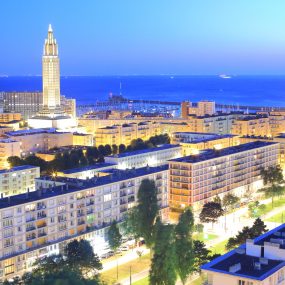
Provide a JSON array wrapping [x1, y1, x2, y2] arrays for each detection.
[[0, 165, 168, 280], [169, 141, 279, 211], [0, 113, 21, 123], [0, 139, 21, 169], [105, 144, 182, 169], [0, 165, 40, 197], [6, 129, 73, 156], [202, 224, 285, 285]]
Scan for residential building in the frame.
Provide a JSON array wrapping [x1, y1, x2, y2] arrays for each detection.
[[0, 113, 21, 123], [105, 144, 182, 169], [73, 133, 94, 147], [95, 121, 160, 146], [0, 139, 21, 169], [0, 165, 168, 280], [231, 115, 271, 137], [6, 129, 73, 156], [181, 100, 216, 118], [201, 223, 285, 285], [169, 141, 279, 211], [0, 165, 40, 197], [172, 132, 240, 156]]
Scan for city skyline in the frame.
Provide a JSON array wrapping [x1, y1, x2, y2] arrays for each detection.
[[1, 0, 285, 76]]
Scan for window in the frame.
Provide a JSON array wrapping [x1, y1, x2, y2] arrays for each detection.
[[238, 281, 245, 285]]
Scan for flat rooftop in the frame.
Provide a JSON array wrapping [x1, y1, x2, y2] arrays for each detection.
[[6, 128, 68, 136], [61, 163, 116, 174], [107, 144, 181, 158], [0, 165, 168, 210], [202, 224, 285, 281], [0, 165, 38, 174], [170, 141, 278, 163]]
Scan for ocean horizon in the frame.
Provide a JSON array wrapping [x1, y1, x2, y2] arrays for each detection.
[[0, 75, 285, 107]]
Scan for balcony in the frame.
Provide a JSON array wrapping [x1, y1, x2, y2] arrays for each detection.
[[26, 234, 36, 241], [38, 232, 47, 237], [26, 226, 36, 232]]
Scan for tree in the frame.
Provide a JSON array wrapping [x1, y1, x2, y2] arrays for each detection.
[[149, 222, 176, 285], [107, 221, 122, 252], [112, 144, 118, 155], [122, 208, 140, 241], [25, 155, 48, 170], [136, 179, 159, 248], [193, 240, 211, 273], [175, 208, 194, 285], [65, 239, 102, 276], [199, 202, 224, 227], [104, 144, 112, 156], [226, 218, 268, 250], [260, 165, 285, 208], [98, 145, 107, 156], [222, 193, 239, 212], [118, 144, 126, 153], [7, 156, 24, 167]]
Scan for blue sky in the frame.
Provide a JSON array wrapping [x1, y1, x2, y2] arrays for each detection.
[[1, 0, 285, 75]]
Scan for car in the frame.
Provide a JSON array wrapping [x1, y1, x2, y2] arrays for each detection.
[[119, 245, 129, 251]]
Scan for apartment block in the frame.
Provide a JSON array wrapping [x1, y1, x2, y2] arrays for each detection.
[[169, 141, 279, 211], [6, 129, 73, 156], [231, 115, 271, 137], [105, 144, 182, 169], [202, 224, 285, 285], [181, 100, 216, 118], [0, 165, 40, 197], [0, 139, 21, 169], [0, 165, 168, 280], [95, 121, 160, 146], [0, 113, 21, 123], [73, 133, 94, 147]]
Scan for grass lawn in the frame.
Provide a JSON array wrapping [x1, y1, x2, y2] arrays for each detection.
[[266, 211, 285, 223], [210, 239, 228, 255], [193, 232, 218, 242], [189, 277, 203, 285], [258, 197, 285, 216], [101, 253, 151, 284], [132, 276, 149, 285]]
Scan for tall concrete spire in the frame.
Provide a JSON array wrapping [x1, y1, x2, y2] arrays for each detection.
[[41, 24, 61, 116]]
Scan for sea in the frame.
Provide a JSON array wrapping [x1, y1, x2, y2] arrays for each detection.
[[0, 75, 285, 107]]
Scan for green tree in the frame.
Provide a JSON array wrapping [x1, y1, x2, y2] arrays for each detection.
[[118, 144, 126, 153], [149, 222, 176, 285], [98, 145, 107, 156], [25, 155, 48, 170], [112, 144, 118, 155], [226, 218, 267, 250], [7, 156, 24, 167], [104, 144, 112, 156], [107, 221, 122, 252], [65, 239, 102, 276], [260, 165, 285, 208], [136, 179, 159, 248], [122, 208, 140, 240], [175, 208, 194, 285], [222, 193, 239, 212], [193, 240, 211, 273], [199, 202, 224, 227]]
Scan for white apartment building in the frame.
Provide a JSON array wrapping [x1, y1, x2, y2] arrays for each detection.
[[0, 165, 40, 197], [0, 165, 168, 280], [169, 141, 279, 210], [105, 144, 182, 169], [202, 224, 285, 285]]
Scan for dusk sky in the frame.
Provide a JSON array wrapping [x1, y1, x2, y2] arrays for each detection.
[[1, 0, 285, 76]]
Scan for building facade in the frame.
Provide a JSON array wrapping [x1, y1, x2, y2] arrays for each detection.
[[0, 165, 168, 280], [169, 141, 279, 211], [0, 165, 40, 197], [0, 139, 21, 169]]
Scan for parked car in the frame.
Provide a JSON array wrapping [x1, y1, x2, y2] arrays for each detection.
[[119, 245, 129, 251]]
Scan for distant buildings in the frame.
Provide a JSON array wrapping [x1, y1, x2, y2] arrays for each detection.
[[169, 141, 279, 211], [202, 224, 285, 285], [181, 100, 216, 119], [0, 139, 21, 168]]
